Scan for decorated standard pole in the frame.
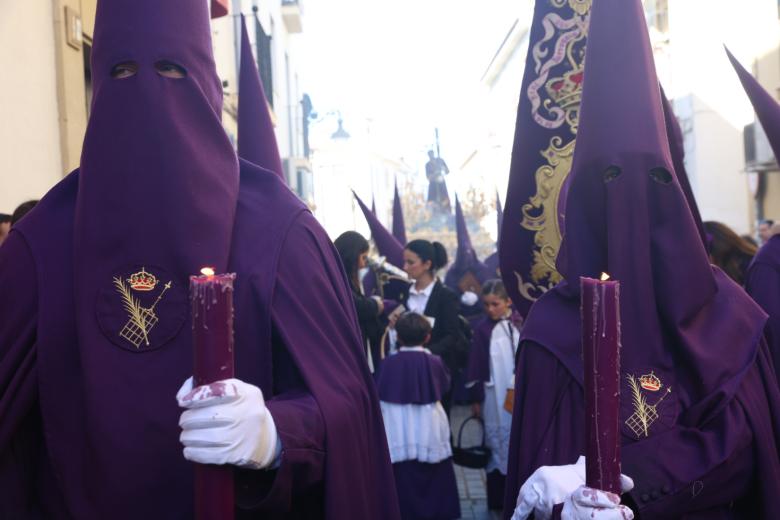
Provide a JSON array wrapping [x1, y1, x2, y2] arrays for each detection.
[[580, 273, 622, 494], [190, 267, 237, 519]]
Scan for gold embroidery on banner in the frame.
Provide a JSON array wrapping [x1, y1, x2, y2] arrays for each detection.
[[113, 271, 172, 348], [551, 0, 591, 17], [521, 137, 575, 286], [516, 0, 590, 303], [625, 373, 672, 438]]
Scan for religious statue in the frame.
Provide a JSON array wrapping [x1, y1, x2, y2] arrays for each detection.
[[425, 149, 451, 211]]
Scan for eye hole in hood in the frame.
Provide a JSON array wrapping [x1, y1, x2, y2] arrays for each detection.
[[603, 165, 622, 183], [155, 60, 187, 79], [110, 61, 138, 79], [649, 167, 673, 185]]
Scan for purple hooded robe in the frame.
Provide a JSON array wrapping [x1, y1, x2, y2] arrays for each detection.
[[503, 0, 780, 518], [0, 1, 398, 518]]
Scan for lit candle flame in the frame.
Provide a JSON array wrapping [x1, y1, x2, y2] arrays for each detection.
[[200, 267, 215, 277], [600, 272, 610, 281]]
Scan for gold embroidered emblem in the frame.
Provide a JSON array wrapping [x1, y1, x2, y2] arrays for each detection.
[[127, 267, 158, 292], [113, 270, 172, 348], [625, 372, 672, 438]]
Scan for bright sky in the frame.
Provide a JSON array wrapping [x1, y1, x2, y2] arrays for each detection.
[[302, 0, 520, 166]]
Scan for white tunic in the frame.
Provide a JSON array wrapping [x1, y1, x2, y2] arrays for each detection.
[[380, 347, 452, 464], [482, 319, 519, 475]]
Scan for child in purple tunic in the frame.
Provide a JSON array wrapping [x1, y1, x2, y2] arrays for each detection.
[[465, 279, 521, 512], [377, 313, 461, 520]]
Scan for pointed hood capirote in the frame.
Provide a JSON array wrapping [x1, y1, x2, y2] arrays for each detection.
[[76, 0, 238, 343], [354, 190, 405, 267], [392, 179, 407, 244], [445, 196, 492, 290], [76, 0, 238, 345], [727, 46, 780, 164], [660, 86, 706, 247], [237, 14, 284, 178], [523, 0, 765, 418]]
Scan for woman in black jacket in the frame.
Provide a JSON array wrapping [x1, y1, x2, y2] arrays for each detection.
[[334, 231, 384, 373], [396, 239, 469, 412]]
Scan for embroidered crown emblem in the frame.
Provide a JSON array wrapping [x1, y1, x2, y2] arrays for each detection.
[[127, 268, 158, 292], [639, 372, 662, 392], [545, 68, 584, 112], [625, 372, 672, 438]]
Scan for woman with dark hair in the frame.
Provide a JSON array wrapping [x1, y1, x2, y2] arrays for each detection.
[[704, 221, 757, 286], [395, 239, 468, 413], [10, 200, 38, 226], [335, 231, 384, 373]]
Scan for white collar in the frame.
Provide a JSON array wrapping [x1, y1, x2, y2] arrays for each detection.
[[399, 346, 431, 354], [409, 280, 435, 297]]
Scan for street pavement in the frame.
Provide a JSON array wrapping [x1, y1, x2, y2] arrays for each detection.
[[450, 405, 503, 520]]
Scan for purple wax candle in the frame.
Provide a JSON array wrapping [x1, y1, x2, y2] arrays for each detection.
[[581, 274, 621, 495], [190, 267, 236, 520]]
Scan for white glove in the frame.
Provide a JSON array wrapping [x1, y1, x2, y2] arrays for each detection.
[[511, 456, 634, 520], [176, 377, 281, 470], [561, 486, 634, 520], [461, 290, 479, 306]]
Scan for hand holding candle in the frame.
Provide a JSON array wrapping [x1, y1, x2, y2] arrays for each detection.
[[580, 273, 622, 495]]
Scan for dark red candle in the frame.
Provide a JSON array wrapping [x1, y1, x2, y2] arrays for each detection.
[[580, 274, 621, 495], [190, 267, 236, 520]]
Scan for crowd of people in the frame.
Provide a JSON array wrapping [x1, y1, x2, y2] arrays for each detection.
[[5, 0, 780, 519]]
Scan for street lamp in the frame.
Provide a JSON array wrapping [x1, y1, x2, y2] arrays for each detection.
[[303, 94, 350, 143]]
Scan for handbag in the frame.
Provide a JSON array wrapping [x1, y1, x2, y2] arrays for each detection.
[[503, 388, 515, 414], [452, 415, 491, 469]]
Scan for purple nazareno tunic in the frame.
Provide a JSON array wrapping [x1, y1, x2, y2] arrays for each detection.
[[746, 234, 780, 381], [503, 0, 780, 518], [377, 350, 460, 520], [0, 1, 398, 518]]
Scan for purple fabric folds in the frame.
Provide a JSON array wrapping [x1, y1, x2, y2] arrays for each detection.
[[376, 350, 450, 405], [746, 235, 780, 380], [237, 15, 284, 178]]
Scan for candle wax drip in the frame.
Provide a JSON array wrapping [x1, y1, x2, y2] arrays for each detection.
[[190, 273, 236, 331]]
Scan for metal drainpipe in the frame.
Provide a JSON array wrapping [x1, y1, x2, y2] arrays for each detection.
[[232, 0, 243, 78]]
